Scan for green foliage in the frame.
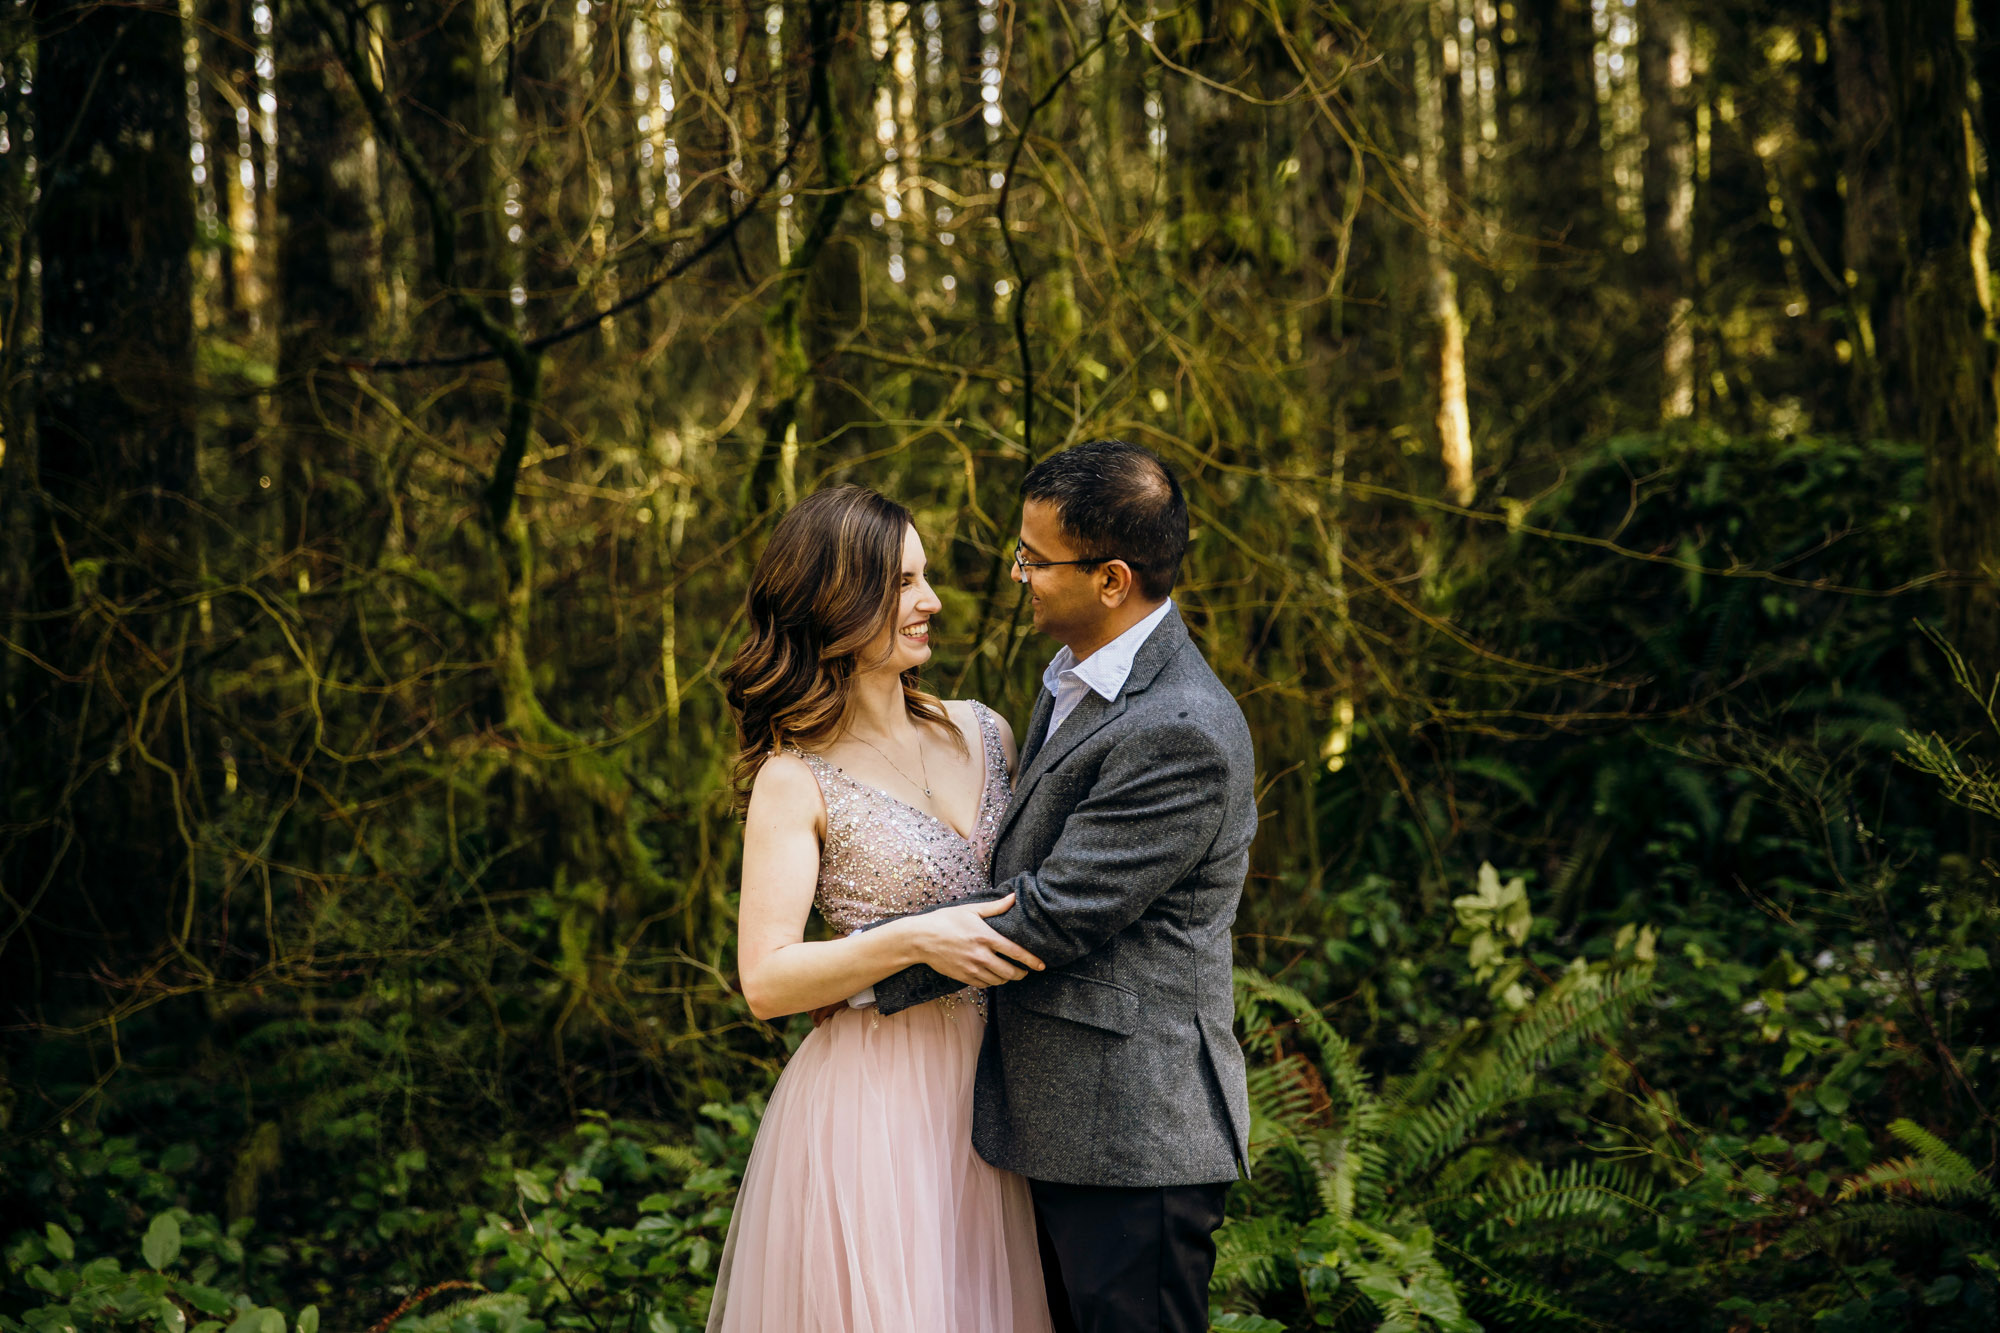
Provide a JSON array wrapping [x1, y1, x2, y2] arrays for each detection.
[[2, 1205, 310, 1333], [1213, 873, 1660, 1331], [456, 1107, 757, 1332], [6, 425, 1990, 1333], [2, 1109, 759, 1333], [1451, 863, 1535, 1009]]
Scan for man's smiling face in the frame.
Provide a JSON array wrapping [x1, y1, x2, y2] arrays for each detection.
[[1015, 498, 1106, 648]]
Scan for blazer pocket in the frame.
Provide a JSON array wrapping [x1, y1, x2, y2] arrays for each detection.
[[1011, 972, 1139, 1037]]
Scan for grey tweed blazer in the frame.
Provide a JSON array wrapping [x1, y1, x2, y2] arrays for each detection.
[[873, 608, 1256, 1187]]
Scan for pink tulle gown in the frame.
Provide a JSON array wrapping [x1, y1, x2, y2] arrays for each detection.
[[706, 702, 1052, 1333]]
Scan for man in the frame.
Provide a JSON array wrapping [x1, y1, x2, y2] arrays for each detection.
[[873, 438, 1258, 1333]]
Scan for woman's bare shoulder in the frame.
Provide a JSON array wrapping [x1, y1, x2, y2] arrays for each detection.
[[746, 750, 824, 826]]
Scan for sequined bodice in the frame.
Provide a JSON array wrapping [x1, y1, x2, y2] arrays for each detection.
[[790, 703, 1009, 936]]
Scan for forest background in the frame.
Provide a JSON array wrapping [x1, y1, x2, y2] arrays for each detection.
[[2, 0, 1998, 1329]]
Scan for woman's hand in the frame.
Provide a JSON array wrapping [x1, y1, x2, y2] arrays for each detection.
[[894, 894, 1047, 988]]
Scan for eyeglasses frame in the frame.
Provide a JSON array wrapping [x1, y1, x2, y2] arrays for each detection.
[[1011, 543, 1155, 574]]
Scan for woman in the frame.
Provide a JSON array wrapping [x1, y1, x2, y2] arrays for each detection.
[[707, 486, 1055, 1333]]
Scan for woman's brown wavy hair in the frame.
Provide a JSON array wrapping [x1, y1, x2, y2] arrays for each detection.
[[723, 485, 962, 805]]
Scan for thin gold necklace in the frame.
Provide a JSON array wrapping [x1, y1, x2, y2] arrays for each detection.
[[846, 727, 932, 799]]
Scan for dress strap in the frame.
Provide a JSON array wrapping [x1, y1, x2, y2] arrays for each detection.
[[968, 701, 1009, 815]]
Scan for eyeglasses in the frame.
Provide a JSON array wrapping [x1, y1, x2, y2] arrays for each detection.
[[1012, 543, 1152, 572], [1012, 543, 1109, 572]]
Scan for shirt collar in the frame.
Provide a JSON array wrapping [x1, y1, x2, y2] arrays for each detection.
[[1042, 599, 1175, 702]]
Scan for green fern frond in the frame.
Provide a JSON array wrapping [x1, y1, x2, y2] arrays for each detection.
[[1784, 1201, 1993, 1255], [1835, 1155, 1988, 1208], [1211, 1213, 1298, 1298], [646, 1142, 705, 1176], [1235, 968, 1382, 1129], [1851, 1120, 1997, 1207], [1246, 1055, 1322, 1132], [1493, 970, 1649, 1081], [1423, 1160, 1658, 1243], [1384, 973, 1648, 1191], [399, 1291, 533, 1332], [1314, 1130, 1370, 1225], [1235, 968, 1344, 1053], [1434, 1236, 1612, 1329]]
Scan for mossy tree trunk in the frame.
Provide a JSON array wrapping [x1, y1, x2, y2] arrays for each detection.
[[751, 0, 859, 515], [1837, 0, 2000, 662], [1641, 0, 1696, 420], [1519, 0, 1603, 442], [1414, 4, 1473, 506], [276, 0, 382, 565], [1885, 0, 2000, 664], [514, 0, 584, 328], [12, 0, 200, 1012]]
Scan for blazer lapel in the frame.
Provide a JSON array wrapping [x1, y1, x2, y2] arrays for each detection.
[[1017, 687, 1055, 775], [994, 608, 1194, 850], [996, 689, 1127, 847]]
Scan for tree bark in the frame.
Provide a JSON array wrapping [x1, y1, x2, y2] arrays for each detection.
[[197, 0, 259, 331], [514, 0, 585, 325], [276, 0, 382, 555], [393, 0, 503, 310], [1415, 5, 1474, 505], [1514, 0, 1603, 441], [0, 1, 38, 817], [1641, 0, 1695, 419], [1885, 1, 2000, 659], [33, 0, 198, 563], [1831, 0, 1899, 435], [11, 0, 200, 1009]]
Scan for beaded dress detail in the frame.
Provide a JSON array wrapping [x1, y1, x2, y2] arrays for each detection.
[[795, 700, 1009, 971], [706, 702, 1051, 1333]]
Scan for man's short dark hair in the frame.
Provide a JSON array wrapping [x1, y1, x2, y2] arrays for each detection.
[[1021, 439, 1188, 600]]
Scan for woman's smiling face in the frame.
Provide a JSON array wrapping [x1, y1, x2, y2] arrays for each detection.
[[864, 524, 943, 674]]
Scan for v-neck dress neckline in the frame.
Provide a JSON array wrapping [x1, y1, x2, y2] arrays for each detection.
[[811, 724, 993, 845], [786, 701, 1010, 936]]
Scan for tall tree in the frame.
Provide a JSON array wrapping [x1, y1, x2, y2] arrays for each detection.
[[275, 0, 380, 558], [1888, 0, 2000, 660], [1414, 4, 1473, 504], [196, 0, 259, 329], [1642, 0, 1696, 419], [0, 4, 37, 791], [393, 0, 503, 310], [1837, 0, 2000, 659], [12, 0, 199, 1007], [1517, 0, 1603, 440], [513, 0, 585, 325], [1831, 0, 1898, 435]]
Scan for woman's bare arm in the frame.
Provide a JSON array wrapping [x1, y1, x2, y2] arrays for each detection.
[[736, 754, 1041, 1020]]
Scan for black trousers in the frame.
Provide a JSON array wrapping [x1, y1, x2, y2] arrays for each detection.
[[1029, 1177, 1232, 1333]]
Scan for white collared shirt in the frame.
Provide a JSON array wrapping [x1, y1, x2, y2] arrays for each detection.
[[1040, 599, 1175, 742]]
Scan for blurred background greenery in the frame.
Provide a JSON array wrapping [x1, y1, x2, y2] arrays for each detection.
[[1, 0, 1996, 1329]]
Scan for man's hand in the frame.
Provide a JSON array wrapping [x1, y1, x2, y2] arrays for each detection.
[[809, 1002, 845, 1027], [898, 894, 1047, 987]]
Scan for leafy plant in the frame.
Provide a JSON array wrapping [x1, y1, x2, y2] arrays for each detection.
[[1, 1208, 316, 1333], [1213, 907, 1657, 1331], [1777, 1120, 1999, 1319], [1, 1107, 759, 1333]]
